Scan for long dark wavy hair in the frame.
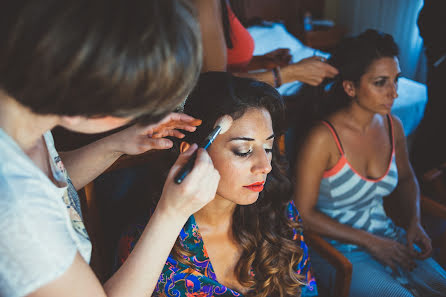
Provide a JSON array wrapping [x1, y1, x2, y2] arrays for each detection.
[[167, 72, 305, 297], [290, 29, 399, 163]]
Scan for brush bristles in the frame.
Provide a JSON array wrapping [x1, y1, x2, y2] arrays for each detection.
[[214, 115, 233, 134]]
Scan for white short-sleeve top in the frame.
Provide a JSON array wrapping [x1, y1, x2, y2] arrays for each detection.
[[0, 129, 92, 297]]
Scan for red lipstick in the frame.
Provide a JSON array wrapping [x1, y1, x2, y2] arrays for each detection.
[[243, 181, 265, 192]]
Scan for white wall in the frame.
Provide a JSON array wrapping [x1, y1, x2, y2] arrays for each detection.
[[331, 0, 425, 81]]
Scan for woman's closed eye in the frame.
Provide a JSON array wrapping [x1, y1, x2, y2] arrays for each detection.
[[232, 147, 273, 158], [233, 148, 253, 157]]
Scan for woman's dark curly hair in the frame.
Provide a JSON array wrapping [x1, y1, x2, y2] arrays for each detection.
[[290, 29, 399, 162], [168, 71, 305, 297]]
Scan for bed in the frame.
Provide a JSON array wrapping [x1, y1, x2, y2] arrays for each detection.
[[247, 22, 427, 136]]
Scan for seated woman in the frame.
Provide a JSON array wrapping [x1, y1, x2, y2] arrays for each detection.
[[117, 72, 317, 297], [293, 29, 446, 296], [194, 0, 338, 87]]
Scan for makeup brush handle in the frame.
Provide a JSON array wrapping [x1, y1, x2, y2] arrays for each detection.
[[174, 152, 197, 184]]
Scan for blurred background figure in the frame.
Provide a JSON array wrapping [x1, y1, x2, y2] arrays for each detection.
[[411, 0, 446, 175]]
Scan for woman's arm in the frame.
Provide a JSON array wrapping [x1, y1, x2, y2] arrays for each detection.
[[234, 56, 339, 87], [294, 124, 415, 271], [194, 0, 338, 85], [60, 113, 200, 190], [294, 124, 376, 246], [391, 115, 432, 259], [28, 145, 220, 297], [194, 0, 227, 72]]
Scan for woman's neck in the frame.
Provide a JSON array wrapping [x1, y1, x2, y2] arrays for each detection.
[[0, 92, 59, 153], [194, 194, 237, 231], [341, 102, 377, 134]]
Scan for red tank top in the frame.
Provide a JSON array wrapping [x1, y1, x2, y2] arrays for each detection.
[[226, 3, 255, 72]]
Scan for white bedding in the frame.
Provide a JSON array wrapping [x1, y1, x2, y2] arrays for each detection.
[[247, 23, 427, 135]]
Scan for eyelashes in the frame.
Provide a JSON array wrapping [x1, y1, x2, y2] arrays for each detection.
[[234, 150, 252, 157], [233, 148, 273, 158]]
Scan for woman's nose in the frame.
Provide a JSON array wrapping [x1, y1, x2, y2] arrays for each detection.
[[389, 82, 398, 99], [252, 150, 272, 175]]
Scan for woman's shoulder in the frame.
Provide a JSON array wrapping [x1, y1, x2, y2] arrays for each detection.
[[306, 121, 337, 144], [388, 114, 404, 137], [299, 121, 340, 158]]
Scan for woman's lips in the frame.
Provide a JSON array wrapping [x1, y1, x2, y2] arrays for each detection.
[[243, 181, 265, 192]]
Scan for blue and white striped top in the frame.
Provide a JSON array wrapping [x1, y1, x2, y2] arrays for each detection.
[[316, 116, 400, 250]]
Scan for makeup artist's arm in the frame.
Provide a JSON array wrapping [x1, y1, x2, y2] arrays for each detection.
[[59, 112, 200, 190], [28, 145, 220, 297]]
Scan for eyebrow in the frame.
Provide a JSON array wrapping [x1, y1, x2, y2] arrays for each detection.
[[229, 133, 275, 142], [374, 73, 401, 80]]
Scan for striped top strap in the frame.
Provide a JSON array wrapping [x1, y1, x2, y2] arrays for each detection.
[[321, 120, 344, 155], [321, 114, 394, 156]]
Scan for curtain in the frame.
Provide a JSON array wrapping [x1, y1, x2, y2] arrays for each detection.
[[336, 0, 425, 82]]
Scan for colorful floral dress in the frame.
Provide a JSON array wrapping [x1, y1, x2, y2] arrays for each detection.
[[117, 201, 317, 297]]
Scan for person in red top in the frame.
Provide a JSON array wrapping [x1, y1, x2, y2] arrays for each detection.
[[194, 0, 338, 87]]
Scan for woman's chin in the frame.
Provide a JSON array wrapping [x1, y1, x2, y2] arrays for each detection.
[[237, 192, 260, 205]]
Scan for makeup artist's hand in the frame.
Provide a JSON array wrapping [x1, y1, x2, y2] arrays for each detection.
[[282, 56, 338, 86], [108, 112, 202, 156], [157, 144, 220, 218]]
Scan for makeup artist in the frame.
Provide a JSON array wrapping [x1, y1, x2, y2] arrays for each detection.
[[0, 1, 220, 297]]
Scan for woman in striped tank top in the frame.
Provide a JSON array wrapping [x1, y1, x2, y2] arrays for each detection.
[[293, 30, 446, 297]]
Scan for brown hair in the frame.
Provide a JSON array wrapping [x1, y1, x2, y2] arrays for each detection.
[[0, 0, 201, 122], [174, 72, 305, 297]]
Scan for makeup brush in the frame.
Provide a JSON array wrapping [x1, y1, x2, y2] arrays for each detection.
[[174, 115, 233, 184]]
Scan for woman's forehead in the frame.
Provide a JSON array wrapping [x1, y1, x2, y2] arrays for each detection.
[[224, 108, 273, 139], [366, 57, 400, 76]]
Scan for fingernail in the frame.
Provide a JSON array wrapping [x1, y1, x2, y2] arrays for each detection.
[[186, 143, 197, 152], [191, 119, 202, 126], [163, 140, 173, 147]]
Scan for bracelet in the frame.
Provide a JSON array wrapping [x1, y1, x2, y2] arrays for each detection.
[[272, 66, 282, 88]]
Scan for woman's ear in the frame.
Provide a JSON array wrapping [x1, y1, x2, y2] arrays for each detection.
[[180, 141, 191, 153], [342, 81, 356, 98]]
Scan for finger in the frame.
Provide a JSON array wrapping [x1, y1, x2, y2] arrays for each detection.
[[160, 112, 197, 124], [308, 77, 324, 86], [159, 120, 199, 132], [385, 258, 397, 273], [144, 138, 174, 151], [167, 143, 198, 178], [395, 245, 416, 270], [181, 148, 214, 184], [149, 114, 200, 133], [324, 64, 339, 76], [406, 237, 418, 256], [169, 130, 186, 139], [418, 238, 433, 259]]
